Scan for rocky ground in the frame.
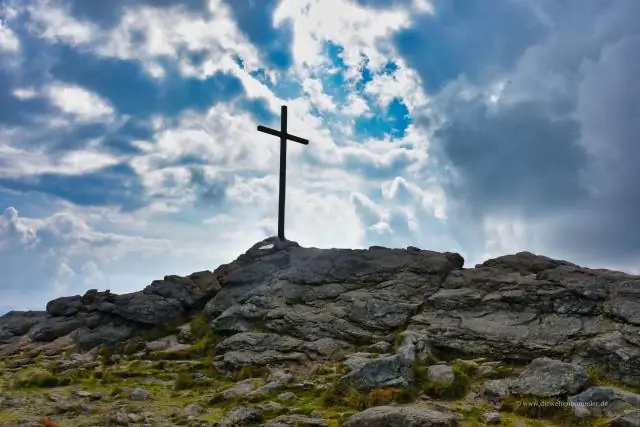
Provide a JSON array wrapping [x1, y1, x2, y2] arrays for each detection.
[[1, 237, 639, 426]]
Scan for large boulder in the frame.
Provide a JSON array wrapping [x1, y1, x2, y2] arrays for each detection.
[[569, 387, 640, 418], [509, 357, 589, 397], [342, 353, 414, 390], [341, 406, 461, 427], [0, 311, 47, 344]]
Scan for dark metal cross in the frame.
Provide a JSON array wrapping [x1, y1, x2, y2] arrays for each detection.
[[257, 105, 309, 241]]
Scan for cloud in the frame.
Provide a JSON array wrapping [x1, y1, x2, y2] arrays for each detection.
[[0, 163, 147, 211], [45, 83, 114, 121], [416, 0, 640, 268], [0, 21, 20, 52], [0, 205, 174, 312], [223, 0, 294, 69], [393, 0, 548, 93]]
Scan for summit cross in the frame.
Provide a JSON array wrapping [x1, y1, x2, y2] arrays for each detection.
[[257, 105, 309, 241]]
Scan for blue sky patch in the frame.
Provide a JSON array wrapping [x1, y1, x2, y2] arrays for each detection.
[[354, 98, 412, 140]]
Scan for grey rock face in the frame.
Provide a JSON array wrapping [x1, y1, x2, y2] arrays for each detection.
[[342, 353, 414, 390], [569, 387, 640, 418], [510, 357, 589, 397], [341, 406, 461, 427], [0, 270, 221, 351], [205, 241, 460, 347]]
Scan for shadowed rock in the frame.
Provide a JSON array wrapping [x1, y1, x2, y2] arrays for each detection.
[[0, 270, 221, 352]]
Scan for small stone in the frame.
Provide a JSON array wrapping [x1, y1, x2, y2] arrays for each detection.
[[178, 403, 203, 418], [122, 387, 152, 400], [277, 392, 298, 402], [71, 390, 93, 399], [427, 364, 455, 385], [259, 401, 283, 412], [483, 379, 512, 399], [267, 369, 294, 384], [222, 379, 257, 399], [128, 412, 144, 422], [482, 411, 501, 425], [220, 406, 263, 426]]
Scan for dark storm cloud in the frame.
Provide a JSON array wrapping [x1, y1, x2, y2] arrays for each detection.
[[434, 99, 588, 217], [393, 0, 548, 93], [407, 0, 640, 268], [546, 33, 640, 264]]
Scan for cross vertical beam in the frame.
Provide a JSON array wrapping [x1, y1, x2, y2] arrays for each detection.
[[278, 106, 288, 241], [257, 105, 309, 241]]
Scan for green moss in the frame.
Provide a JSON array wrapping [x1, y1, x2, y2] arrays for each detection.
[[140, 318, 185, 342], [236, 365, 270, 381], [122, 339, 146, 355], [151, 360, 167, 370], [98, 345, 115, 366], [425, 353, 440, 366], [452, 360, 478, 377], [366, 387, 414, 406], [320, 380, 368, 411], [484, 365, 516, 379], [459, 405, 491, 427], [392, 328, 405, 351], [174, 372, 196, 390], [109, 369, 150, 379], [13, 372, 72, 389], [317, 379, 415, 411], [190, 313, 210, 340], [418, 362, 473, 400]]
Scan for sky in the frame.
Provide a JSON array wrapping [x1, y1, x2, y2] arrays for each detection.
[[0, 0, 638, 314]]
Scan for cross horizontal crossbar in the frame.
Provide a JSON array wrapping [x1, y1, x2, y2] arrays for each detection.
[[257, 125, 309, 145]]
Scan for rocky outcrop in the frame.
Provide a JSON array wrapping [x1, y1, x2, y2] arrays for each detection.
[[1, 236, 639, 391], [407, 254, 640, 387], [0, 270, 221, 353]]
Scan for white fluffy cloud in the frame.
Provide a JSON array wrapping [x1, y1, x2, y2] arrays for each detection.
[[45, 83, 115, 121]]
